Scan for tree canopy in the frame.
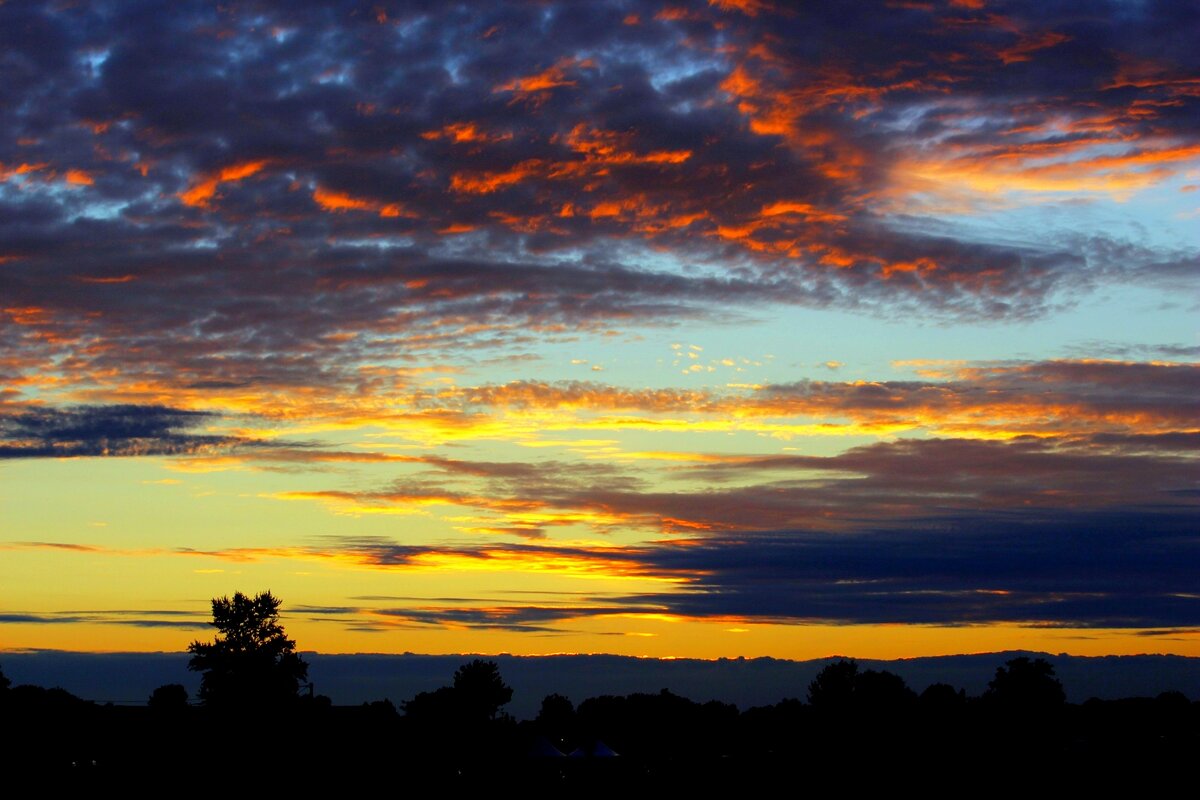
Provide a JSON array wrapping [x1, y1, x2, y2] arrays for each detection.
[[453, 658, 513, 721], [807, 659, 916, 712], [187, 591, 309, 709], [807, 659, 860, 709], [148, 683, 189, 711], [984, 656, 1065, 710], [403, 659, 513, 726]]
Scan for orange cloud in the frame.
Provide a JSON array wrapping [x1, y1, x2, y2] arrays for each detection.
[[759, 201, 847, 222], [445, 125, 690, 222], [413, 360, 1199, 443], [65, 169, 94, 186], [560, 124, 691, 166], [438, 222, 477, 234], [78, 274, 136, 284], [655, 6, 704, 22], [0, 162, 49, 180], [895, 141, 1200, 201], [179, 159, 270, 207], [421, 122, 512, 144], [311, 186, 414, 218], [709, 0, 775, 15], [3, 306, 52, 325], [1104, 56, 1200, 95], [717, 59, 891, 194], [493, 57, 594, 103], [996, 31, 1070, 65], [449, 159, 544, 194], [312, 187, 375, 212]]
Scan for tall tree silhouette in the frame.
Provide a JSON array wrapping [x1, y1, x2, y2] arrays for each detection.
[[453, 659, 513, 721], [187, 591, 308, 709]]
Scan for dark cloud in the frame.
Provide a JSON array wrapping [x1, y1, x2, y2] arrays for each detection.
[[1, 1, 1195, 404], [301, 536, 613, 569], [618, 509, 1200, 628], [295, 507, 1200, 629], [0, 404, 248, 458], [0, 613, 88, 625], [0, 609, 209, 629], [370, 604, 645, 634]]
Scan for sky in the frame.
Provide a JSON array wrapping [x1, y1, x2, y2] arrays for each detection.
[[1, 0, 1197, 662]]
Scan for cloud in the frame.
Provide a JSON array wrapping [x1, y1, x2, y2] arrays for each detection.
[[2, 0, 1197, 646], [0, 404, 250, 458], [411, 359, 1200, 441], [173, 505, 1200, 629], [0, 1, 1195, 409], [0, 609, 209, 629], [616, 509, 1200, 628], [259, 430, 1198, 542], [12, 500, 1199, 630], [369, 603, 649, 634], [298, 506, 1200, 629]]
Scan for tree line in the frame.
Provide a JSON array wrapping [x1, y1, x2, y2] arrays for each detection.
[[2, 591, 1196, 787]]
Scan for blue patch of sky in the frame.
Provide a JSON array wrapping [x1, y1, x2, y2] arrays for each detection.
[[338, 236, 416, 250], [79, 48, 110, 80]]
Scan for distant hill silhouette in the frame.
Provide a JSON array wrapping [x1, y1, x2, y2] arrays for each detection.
[[3, 649, 1199, 717]]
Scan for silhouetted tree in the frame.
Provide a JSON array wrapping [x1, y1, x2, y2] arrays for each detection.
[[916, 682, 968, 747], [402, 661, 512, 727], [538, 693, 575, 726], [403, 685, 461, 722], [984, 656, 1065, 710], [362, 697, 399, 721], [187, 590, 308, 709], [537, 693, 576, 745], [807, 659, 859, 709], [919, 682, 967, 708], [148, 683, 189, 711], [1155, 689, 1189, 707], [453, 658, 513, 721], [806, 659, 915, 723], [856, 668, 917, 710]]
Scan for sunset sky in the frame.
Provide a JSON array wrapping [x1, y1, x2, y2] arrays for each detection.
[[2, 0, 1197, 661]]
